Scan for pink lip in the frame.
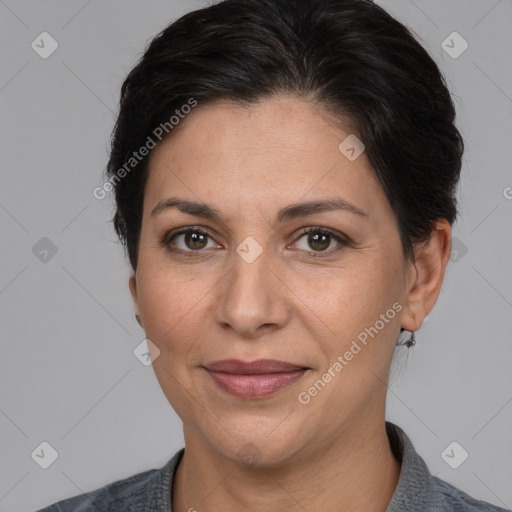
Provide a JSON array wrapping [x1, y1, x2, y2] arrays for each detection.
[[205, 369, 308, 398], [203, 359, 309, 399], [204, 358, 307, 374]]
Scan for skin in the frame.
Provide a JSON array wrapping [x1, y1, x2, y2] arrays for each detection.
[[129, 95, 452, 512]]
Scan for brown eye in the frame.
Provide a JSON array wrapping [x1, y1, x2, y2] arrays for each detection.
[[307, 232, 331, 251], [182, 231, 208, 250], [294, 227, 349, 257], [163, 227, 219, 254]]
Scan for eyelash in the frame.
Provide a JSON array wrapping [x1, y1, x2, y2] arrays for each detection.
[[161, 226, 350, 258]]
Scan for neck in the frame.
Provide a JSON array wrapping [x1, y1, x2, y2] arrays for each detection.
[[172, 416, 401, 512]]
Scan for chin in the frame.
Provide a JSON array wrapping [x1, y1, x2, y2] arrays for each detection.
[[205, 418, 308, 468]]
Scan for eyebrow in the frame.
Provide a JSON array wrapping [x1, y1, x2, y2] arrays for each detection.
[[150, 196, 368, 223]]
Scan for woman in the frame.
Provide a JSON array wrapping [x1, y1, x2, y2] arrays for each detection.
[[38, 0, 509, 510]]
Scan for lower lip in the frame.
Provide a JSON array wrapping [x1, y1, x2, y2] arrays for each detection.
[[204, 368, 308, 398]]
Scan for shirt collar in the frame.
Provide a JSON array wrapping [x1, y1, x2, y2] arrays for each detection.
[[385, 420, 431, 512], [145, 447, 184, 511]]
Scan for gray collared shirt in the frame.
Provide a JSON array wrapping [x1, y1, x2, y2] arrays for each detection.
[[36, 421, 510, 511]]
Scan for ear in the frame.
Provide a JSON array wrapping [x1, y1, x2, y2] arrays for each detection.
[[401, 219, 452, 331], [129, 273, 141, 320]]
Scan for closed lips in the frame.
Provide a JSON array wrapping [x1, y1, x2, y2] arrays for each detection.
[[203, 359, 310, 399], [203, 359, 308, 374]]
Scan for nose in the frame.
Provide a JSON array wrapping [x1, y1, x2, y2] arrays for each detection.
[[214, 245, 291, 339]]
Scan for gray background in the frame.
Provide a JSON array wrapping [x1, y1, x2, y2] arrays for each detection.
[[0, 0, 511, 510]]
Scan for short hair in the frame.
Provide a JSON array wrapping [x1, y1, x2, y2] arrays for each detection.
[[105, 0, 464, 272]]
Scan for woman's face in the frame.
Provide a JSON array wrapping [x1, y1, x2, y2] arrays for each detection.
[[130, 95, 423, 465]]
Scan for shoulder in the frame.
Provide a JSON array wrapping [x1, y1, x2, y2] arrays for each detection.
[[385, 422, 509, 512], [35, 466, 158, 512], [35, 449, 184, 512], [427, 475, 510, 511]]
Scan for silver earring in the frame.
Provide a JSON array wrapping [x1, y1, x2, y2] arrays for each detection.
[[397, 330, 415, 348]]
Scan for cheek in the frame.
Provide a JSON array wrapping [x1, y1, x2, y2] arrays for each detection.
[[137, 268, 209, 419], [138, 269, 197, 346], [304, 264, 401, 404], [308, 256, 402, 358], [136, 260, 222, 369]]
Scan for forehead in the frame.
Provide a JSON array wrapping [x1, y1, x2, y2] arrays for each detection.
[[143, 95, 385, 222]]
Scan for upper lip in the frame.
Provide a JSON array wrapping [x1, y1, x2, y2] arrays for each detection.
[[203, 359, 308, 374]]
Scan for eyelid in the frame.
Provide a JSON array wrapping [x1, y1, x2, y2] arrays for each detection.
[[161, 225, 350, 256], [161, 225, 220, 249], [290, 226, 350, 257]]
